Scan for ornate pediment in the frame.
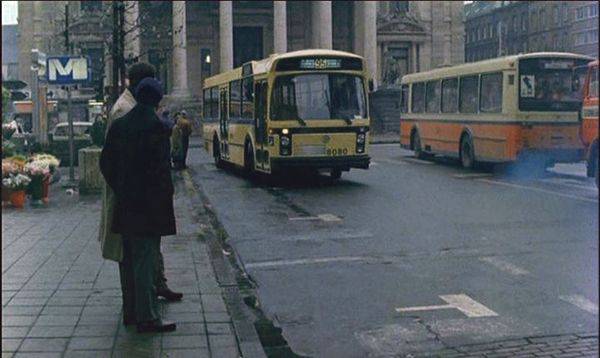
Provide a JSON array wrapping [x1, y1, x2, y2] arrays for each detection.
[[377, 11, 426, 34]]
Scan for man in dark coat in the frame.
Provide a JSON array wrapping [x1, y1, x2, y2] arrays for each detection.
[[100, 77, 177, 333]]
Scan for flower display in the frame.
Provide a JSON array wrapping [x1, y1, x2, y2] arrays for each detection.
[[2, 160, 18, 178], [2, 173, 32, 191], [30, 154, 60, 172], [24, 160, 51, 177]]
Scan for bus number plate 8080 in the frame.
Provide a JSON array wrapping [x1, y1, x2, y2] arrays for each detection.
[[327, 148, 349, 156]]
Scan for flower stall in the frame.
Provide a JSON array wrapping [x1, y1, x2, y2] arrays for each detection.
[[2, 153, 60, 208]]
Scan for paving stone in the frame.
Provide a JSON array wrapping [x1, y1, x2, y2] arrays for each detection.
[[164, 323, 206, 336], [63, 350, 112, 358], [1, 339, 22, 352], [160, 348, 210, 358], [67, 336, 114, 350], [27, 325, 74, 338], [203, 312, 231, 323], [13, 291, 54, 299], [46, 297, 88, 306], [19, 338, 68, 352], [162, 335, 208, 349], [1, 327, 30, 339], [2, 315, 37, 327], [1, 306, 44, 316], [77, 314, 120, 325], [13, 353, 62, 358], [210, 346, 240, 358], [72, 325, 117, 337], [34, 315, 79, 326], [7, 298, 49, 306], [208, 334, 237, 348], [207, 323, 233, 335], [114, 335, 161, 351], [40, 306, 84, 316]]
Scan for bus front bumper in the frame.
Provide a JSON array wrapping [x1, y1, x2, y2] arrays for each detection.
[[271, 155, 371, 171]]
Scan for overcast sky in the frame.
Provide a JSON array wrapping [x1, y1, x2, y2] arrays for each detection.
[[2, 1, 18, 25]]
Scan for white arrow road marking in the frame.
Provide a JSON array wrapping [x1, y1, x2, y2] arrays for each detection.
[[452, 173, 494, 179], [559, 295, 599, 314], [246, 256, 368, 269], [479, 256, 530, 276], [396, 294, 498, 318], [289, 213, 342, 222], [402, 158, 435, 165]]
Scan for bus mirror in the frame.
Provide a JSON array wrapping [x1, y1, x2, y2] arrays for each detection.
[[368, 79, 374, 92]]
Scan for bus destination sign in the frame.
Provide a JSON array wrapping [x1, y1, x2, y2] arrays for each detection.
[[299, 58, 342, 70]]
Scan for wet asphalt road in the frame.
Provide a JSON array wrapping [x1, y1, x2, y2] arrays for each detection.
[[188, 144, 598, 357]]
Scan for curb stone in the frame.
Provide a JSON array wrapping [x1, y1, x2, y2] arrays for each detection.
[[181, 169, 267, 358]]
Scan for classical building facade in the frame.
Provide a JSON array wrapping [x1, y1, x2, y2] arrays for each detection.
[[2, 25, 19, 81], [465, 1, 598, 62]]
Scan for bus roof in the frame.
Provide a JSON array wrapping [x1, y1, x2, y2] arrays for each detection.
[[203, 49, 363, 88], [401, 52, 595, 84]]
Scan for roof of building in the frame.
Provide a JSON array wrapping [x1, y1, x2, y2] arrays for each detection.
[[2, 25, 19, 64]]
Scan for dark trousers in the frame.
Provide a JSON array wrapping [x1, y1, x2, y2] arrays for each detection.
[[119, 235, 160, 324], [154, 238, 168, 291], [173, 136, 189, 169]]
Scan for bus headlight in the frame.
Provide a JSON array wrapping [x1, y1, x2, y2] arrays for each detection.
[[280, 135, 291, 155], [356, 133, 366, 153]]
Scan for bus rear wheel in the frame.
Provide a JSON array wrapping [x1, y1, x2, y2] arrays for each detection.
[[460, 135, 475, 170], [244, 142, 255, 178], [412, 131, 425, 159], [213, 138, 223, 168]]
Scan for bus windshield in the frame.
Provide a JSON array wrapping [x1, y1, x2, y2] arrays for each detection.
[[519, 58, 590, 112], [271, 74, 366, 121]]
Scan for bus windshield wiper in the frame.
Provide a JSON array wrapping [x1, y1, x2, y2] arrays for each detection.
[[340, 114, 352, 125], [296, 116, 307, 126]]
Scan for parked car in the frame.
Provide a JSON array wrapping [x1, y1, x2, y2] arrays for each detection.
[[48, 122, 93, 166]]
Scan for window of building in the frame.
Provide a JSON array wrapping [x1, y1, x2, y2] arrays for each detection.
[[242, 77, 254, 120], [411, 83, 425, 113], [230, 80, 241, 119], [553, 6, 559, 25], [480, 73, 503, 113], [590, 4, 598, 18], [576, 6, 587, 20], [574, 32, 586, 45], [459, 76, 479, 113], [426, 81, 441, 113], [589, 30, 598, 43], [81, 1, 102, 12], [562, 4, 569, 24], [489, 23, 495, 38], [552, 35, 559, 50], [441, 78, 458, 113], [521, 13, 527, 31], [540, 9, 546, 29], [512, 16, 517, 32], [400, 84, 409, 113]]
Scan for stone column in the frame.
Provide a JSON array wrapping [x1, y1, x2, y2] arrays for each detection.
[[220, 1, 233, 72], [171, 1, 190, 97], [274, 1, 287, 54], [311, 1, 332, 49], [124, 1, 141, 62], [362, 1, 377, 88], [353, 2, 364, 55]]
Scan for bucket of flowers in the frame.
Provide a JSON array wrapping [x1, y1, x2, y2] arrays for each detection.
[[2, 159, 19, 204], [30, 154, 60, 201], [2, 173, 32, 208], [24, 159, 51, 206]]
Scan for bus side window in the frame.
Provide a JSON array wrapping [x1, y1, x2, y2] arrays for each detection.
[[590, 67, 599, 98], [442, 78, 458, 113], [426, 80, 441, 113], [459, 76, 479, 113], [242, 77, 254, 121], [480, 72, 503, 113], [400, 85, 409, 113], [203, 89, 210, 121], [411, 83, 425, 113], [230, 80, 242, 120], [210, 87, 219, 120]]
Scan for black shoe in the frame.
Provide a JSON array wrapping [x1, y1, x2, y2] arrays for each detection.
[[157, 287, 183, 302], [137, 320, 176, 333]]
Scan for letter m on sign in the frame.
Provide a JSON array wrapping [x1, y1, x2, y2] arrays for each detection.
[[47, 56, 89, 84]]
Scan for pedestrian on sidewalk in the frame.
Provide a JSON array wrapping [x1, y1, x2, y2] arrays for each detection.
[[158, 106, 174, 169], [99, 63, 183, 325], [171, 110, 192, 170], [100, 77, 177, 333]]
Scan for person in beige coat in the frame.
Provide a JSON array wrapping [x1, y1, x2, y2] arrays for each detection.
[[99, 64, 183, 322]]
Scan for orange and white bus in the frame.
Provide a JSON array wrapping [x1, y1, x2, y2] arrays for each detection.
[[579, 60, 599, 185], [399, 52, 594, 169]]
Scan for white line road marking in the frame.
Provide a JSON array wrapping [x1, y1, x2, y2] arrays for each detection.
[[289, 213, 342, 222], [452, 173, 494, 179], [401, 158, 435, 165], [476, 178, 598, 203], [559, 295, 599, 314], [539, 178, 597, 191], [479, 256, 530, 276], [395, 294, 498, 318], [245, 256, 368, 269]]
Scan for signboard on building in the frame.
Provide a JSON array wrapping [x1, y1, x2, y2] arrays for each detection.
[[46, 56, 90, 84]]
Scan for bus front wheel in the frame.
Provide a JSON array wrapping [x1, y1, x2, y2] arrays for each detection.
[[460, 135, 475, 170]]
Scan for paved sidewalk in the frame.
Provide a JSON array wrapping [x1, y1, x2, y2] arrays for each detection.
[[2, 172, 241, 357]]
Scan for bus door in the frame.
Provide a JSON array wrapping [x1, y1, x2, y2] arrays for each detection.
[[219, 88, 229, 158], [254, 80, 268, 169]]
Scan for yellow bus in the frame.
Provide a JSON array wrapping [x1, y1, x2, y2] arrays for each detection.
[[399, 52, 594, 169], [202, 49, 371, 179]]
